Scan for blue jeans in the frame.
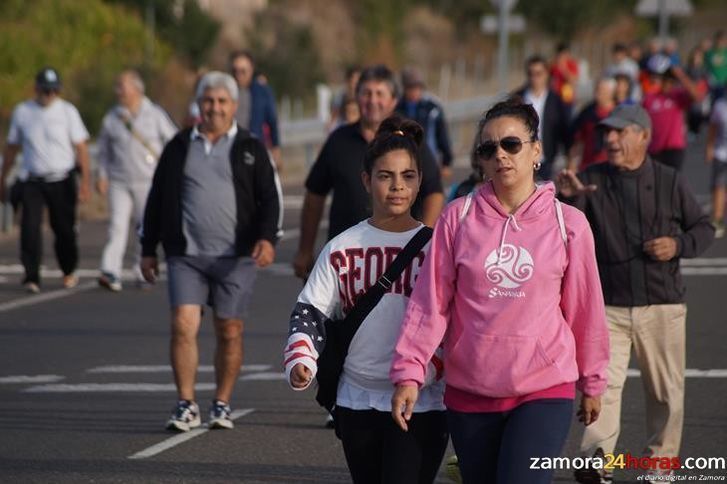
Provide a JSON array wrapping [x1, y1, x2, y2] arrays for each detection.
[[448, 399, 573, 484]]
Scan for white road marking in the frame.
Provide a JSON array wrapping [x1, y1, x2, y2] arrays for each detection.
[[0, 281, 97, 313], [86, 364, 272, 374], [22, 383, 216, 393], [23, 372, 286, 393], [627, 369, 727, 378], [681, 258, 727, 266], [127, 408, 255, 460], [0, 375, 65, 384], [681, 267, 727, 276], [239, 372, 286, 381]]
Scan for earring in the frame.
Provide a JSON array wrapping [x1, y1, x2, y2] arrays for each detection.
[[533, 162, 542, 171]]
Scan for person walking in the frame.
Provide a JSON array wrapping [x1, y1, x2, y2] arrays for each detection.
[[292, 64, 444, 281], [706, 91, 727, 238], [285, 115, 447, 484], [391, 98, 609, 484], [556, 104, 715, 483], [396, 66, 454, 180], [229, 50, 282, 172], [96, 69, 177, 291], [0, 67, 91, 293], [140, 71, 282, 432], [513, 55, 569, 181]]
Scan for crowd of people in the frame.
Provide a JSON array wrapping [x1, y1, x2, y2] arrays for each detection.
[[0, 28, 724, 484]]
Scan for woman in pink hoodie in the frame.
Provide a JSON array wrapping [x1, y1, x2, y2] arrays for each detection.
[[390, 98, 609, 484]]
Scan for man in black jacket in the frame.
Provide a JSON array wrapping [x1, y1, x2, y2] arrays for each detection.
[[141, 71, 282, 432], [557, 104, 714, 483], [514, 55, 568, 181]]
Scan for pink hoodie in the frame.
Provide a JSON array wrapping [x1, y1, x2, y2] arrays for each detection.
[[390, 182, 609, 405]]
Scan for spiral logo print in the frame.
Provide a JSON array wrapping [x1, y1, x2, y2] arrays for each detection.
[[485, 244, 535, 288]]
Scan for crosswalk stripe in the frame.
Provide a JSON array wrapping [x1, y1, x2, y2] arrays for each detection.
[[0, 375, 65, 384], [86, 364, 272, 374], [127, 408, 255, 460]]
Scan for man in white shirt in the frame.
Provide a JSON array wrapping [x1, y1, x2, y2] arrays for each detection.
[[0, 67, 91, 293]]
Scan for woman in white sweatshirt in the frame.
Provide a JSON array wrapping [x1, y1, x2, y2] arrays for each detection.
[[283, 115, 447, 484]]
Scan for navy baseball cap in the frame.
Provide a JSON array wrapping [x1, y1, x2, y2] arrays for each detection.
[[35, 67, 62, 90]]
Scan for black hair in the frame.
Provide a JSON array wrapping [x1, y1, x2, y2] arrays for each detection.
[[363, 114, 423, 175], [228, 50, 255, 67], [475, 97, 540, 149], [345, 65, 361, 80], [355, 64, 399, 99], [612, 42, 627, 54], [525, 54, 548, 70]]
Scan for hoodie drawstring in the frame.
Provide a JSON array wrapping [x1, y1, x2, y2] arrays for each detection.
[[497, 214, 522, 265]]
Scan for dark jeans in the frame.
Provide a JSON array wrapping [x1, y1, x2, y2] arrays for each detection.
[[652, 149, 686, 172], [336, 407, 449, 484], [20, 177, 78, 284], [447, 399, 573, 484]]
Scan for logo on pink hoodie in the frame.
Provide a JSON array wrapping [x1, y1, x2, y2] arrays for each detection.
[[485, 244, 534, 289]]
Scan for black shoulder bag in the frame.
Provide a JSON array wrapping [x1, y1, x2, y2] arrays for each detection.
[[315, 225, 433, 413]]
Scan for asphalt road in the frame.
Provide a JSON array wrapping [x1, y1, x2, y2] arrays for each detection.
[[0, 136, 725, 483]]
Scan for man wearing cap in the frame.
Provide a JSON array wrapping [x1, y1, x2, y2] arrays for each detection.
[[395, 66, 453, 179], [95, 69, 177, 292], [556, 104, 714, 483], [0, 67, 91, 293]]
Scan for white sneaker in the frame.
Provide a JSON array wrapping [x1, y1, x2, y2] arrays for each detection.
[[166, 400, 201, 432], [24, 282, 40, 294]]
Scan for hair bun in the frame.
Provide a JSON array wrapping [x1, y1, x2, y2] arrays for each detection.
[[377, 114, 424, 148]]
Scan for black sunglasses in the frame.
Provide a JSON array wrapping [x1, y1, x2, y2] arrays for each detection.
[[475, 136, 535, 159]]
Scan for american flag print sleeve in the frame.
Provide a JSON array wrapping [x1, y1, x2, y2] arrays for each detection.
[[283, 240, 342, 391]]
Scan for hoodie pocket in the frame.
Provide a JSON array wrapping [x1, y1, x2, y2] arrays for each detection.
[[446, 332, 557, 398]]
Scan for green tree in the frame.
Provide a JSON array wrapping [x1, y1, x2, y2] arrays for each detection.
[[246, 12, 324, 101], [0, 0, 171, 135], [105, 0, 220, 68], [515, 0, 637, 42]]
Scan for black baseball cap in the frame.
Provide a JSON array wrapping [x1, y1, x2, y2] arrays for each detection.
[[35, 67, 62, 91]]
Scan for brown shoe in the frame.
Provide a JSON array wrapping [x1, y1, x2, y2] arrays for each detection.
[[62, 274, 79, 289]]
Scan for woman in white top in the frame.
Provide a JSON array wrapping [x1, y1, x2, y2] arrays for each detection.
[[283, 115, 447, 484]]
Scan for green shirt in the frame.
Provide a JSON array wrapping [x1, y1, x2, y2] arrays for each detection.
[[706, 47, 727, 84]]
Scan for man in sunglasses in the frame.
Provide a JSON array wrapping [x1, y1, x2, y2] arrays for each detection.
[[556, 104, 714, 483], [229, 50, 282, 173], [513, 55, 569, 181]]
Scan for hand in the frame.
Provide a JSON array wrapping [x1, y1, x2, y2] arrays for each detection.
[[78, 180, 91, 203], [391, 384, 419, 432], [292, 250, 314, 280], [95, 178, 108, 196], [643, 237, 678, 262], [556, 169, 597, 198], [578, 395, 601, 426], [140, 256, 159, 284], [706, 148, 714, 164], [440, 166, 453, 181], [290, 363, 313, 389], [252, 239, 275, 267]]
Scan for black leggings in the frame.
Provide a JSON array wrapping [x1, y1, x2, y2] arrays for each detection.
[[336, 407, 449, 484]]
